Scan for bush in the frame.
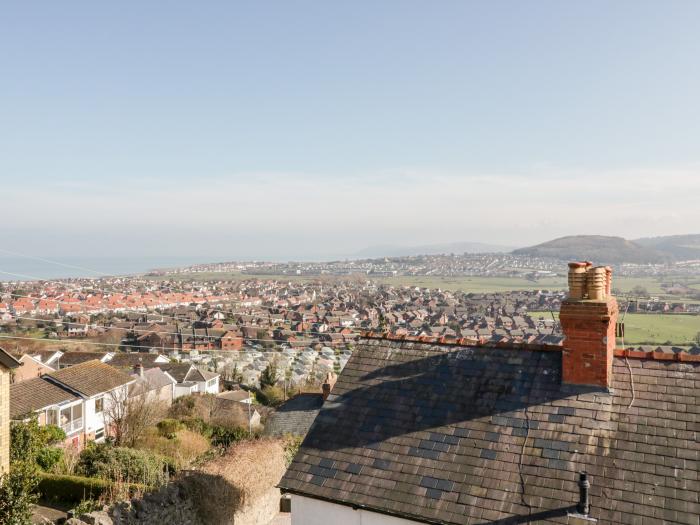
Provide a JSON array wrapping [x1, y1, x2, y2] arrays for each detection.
[[10, 419, 66, 467], [0, 461, 40, 525], [137, 429, 210, 469], [210, 426, 249, 448], [180, 417, 213, 438], [260, 385, 284, 407], [283, 435, 303, 467], [73, 499, 101, 516], [39, 425, 66, 446], [77, 443, 169, 486], [36, 447, 64, 472], [156, 419, 183, 438], [37, 473, 146, 505]]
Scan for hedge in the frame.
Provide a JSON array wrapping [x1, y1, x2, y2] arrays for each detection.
[[37, 473, 148, 504]]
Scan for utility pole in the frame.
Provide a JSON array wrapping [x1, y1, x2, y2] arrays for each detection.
[[248, 389, 252, 436]]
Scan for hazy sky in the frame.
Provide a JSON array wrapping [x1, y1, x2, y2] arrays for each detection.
[[1, 1, 699, 259]]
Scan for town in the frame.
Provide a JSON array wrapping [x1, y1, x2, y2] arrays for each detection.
[[3, 2, 700, 523], [1, 257, 699, 524]]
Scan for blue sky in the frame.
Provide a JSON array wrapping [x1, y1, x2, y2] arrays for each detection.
[[1, 1, 699, 259]]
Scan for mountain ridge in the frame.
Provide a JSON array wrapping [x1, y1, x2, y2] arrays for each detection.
[[512, 234, 700, 264]]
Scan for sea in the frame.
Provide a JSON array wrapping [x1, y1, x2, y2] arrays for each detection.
[[0, 256, 221, 281]]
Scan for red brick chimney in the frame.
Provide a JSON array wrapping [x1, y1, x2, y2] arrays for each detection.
[[321, 371, 337, 401], [560, 262, 618, 389]]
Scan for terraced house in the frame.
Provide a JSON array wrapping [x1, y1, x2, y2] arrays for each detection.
[[280, 263, 700, 524]]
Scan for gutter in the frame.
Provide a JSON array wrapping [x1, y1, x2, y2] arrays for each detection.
[[278, 487, 454, 525]]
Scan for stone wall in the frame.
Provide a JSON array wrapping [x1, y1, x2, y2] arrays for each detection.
[[67, 438, 288, 525], [67, 477, 282, 525]]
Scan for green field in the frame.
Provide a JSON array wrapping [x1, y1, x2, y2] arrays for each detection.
[[528, 311, 700, 345], [375, 275, 568, 292]]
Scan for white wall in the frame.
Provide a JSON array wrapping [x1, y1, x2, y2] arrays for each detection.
[[291, 495, 420, 525], [174, 384, 197, 398], [196, 377, 219, 395], [101, 384, 131, 430], [84, 397, 100, 433]]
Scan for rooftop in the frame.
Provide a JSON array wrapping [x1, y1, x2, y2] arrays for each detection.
[[46, 360, 134, 397], [11, 377, 79, 418], [280, 336, 700, 524], [266, 393, 324, 437]]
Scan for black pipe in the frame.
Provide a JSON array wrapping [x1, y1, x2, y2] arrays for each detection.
[[577, 471, 590, 515]]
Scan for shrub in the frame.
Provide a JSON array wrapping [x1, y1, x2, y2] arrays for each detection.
[[156, 419, 183, 438], [77, 443, 169, 486], [36, 447, 64, 472], [0, 460, 40, 525], [260, 385, 284, 407], [180, 417, 213, 438], [283, 435, 303, 467], [39, 425, 66, 446], [10, 419, 66, 468], [137, 429, 210, 469], [37, 473, 147, 505], [73, 498, 101, 516], [210, 426, 249, 448], [10, 420, 42, 464], [53, 444, 81, 476]]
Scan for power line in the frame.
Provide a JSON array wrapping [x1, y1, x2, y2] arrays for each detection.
[[0, 248, 112, 277]]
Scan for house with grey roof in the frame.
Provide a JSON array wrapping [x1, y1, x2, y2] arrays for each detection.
[[10, 360, 134, 449], [154, 363, 220, 398], [266, 393, 324, 438], [279, 265, 700, 525]]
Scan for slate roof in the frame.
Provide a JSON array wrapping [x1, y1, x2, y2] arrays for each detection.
[[154, 363, 193, 383], [10, 377, 79, 418], [129, 368, 176, 397], [266, 393, 324, 437], [55, 351, 109, 367], [108, 352, 168, 369], [280, 338, 700, 525], [46, 360, 133, 397]]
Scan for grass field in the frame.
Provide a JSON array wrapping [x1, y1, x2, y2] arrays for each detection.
[[528, 311, 700, 345], [375, 275, 568, 292]]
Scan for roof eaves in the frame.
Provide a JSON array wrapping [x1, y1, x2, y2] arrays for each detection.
[[277, 487, 452, 525], [0, 347, 22, 369]]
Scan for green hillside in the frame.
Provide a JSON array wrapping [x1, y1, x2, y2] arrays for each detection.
[[512, 235, 668, 264]]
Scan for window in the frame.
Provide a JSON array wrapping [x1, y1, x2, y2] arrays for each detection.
[[95, 397, 104, 414], [58, 404, 83, 434], [95, 428, 105, 441], [47, 409, 58, 426]]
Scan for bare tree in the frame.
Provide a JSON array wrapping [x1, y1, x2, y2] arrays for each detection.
[[105, 386, 165, 447]]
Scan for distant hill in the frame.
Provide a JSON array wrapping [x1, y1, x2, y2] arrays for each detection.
[[355, 241, 515, 258], [512, 235, 669, 264], [633, 234, 700, 261]]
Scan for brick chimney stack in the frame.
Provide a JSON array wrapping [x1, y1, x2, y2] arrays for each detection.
[[560, 262, 618, 389], [321, 371, 337, 401]]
